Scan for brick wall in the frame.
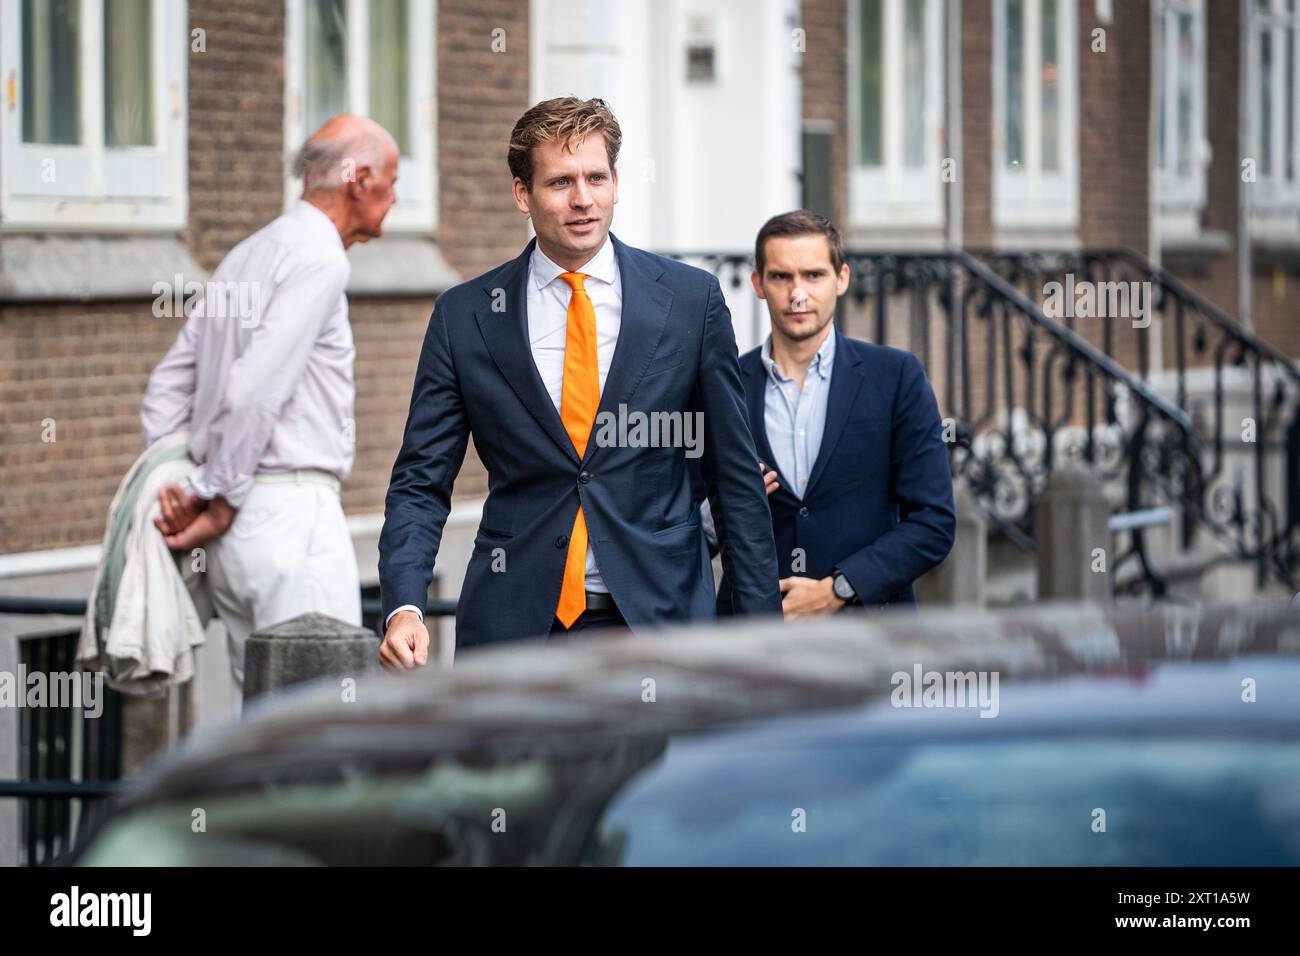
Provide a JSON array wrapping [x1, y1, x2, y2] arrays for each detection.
[[344, 299, 490, 520], [800, 0, 848, 230], [186, 0, 287, 272], [1078, 0, 1151, 252], [1252, 268, 1300, 359], [0, 302, 178, 552], [962, 0, 995, 248], [1072, 0, 1151, 381], [436, 0, 533, 279]]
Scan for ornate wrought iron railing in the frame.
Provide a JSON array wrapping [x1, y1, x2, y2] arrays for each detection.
[[977, 249, 1299, 590]]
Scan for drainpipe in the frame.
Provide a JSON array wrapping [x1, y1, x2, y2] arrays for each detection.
[[1239, 0, 1253, 330], [948, 0, 964, 250]]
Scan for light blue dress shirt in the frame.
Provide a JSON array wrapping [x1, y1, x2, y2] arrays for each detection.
[[700, 327, 837, 549], [759, 326, 836, 500]]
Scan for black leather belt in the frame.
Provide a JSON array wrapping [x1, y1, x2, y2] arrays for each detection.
[[583, 590, 618, 612]]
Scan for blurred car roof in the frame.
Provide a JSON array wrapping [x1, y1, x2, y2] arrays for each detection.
[[103, 601, 1300, 810]]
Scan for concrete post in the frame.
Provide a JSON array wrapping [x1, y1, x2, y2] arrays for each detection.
[[916, 483, 987, 606], [1035, 464, 1112, 602], [243, 613, 380, 705]]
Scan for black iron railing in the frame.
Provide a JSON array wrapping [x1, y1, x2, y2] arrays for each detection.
[[0, 628, 124, 865], [0, 591, 455, 865], [978, 249, 1300, 590]]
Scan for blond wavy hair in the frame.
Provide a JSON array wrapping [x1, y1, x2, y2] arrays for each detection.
[[508, 96, 622, 189]]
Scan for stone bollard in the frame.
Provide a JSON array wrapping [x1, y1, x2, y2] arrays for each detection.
[[916, 483, 987, 606], [1035, 464, 1112, 603], [243, 612, 380, 705]]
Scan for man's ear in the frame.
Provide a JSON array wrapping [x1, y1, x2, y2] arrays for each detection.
[[348, 165, 372, 201], [836, 262, 850, 297], [750, 270, 768, 300], [611, 166, 619, 204], [512, 177, 531, 215]]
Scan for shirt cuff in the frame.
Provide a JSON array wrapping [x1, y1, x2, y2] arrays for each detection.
[[186, 470, 216, 501], [386, 605, 424, 629], [186, 469, 252, 509]]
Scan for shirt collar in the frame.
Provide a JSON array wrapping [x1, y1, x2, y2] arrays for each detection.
[[761, 325, 837, 383], [291, 199, 346, 253], [531, 233, 617, 290]]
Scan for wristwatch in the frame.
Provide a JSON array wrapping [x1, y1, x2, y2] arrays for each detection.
[[831, 571, 857, 603]]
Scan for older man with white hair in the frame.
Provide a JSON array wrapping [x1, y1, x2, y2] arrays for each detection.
[[141, 114, 400, 701]]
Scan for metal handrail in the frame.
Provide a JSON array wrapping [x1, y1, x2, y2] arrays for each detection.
[[953, 250, 1195, 430], [1101, 248, 1298, 383], [0, 594, 457, 618], [0, 780, 119, 799]]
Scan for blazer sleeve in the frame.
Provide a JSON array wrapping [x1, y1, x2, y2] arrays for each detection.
[[835, 352, 956, 605], [378, 296, 471, 623], [690, 277, 783, 616]]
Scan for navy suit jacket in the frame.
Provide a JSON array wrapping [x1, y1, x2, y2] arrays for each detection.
[[378, 234, 783, 646], [716, 334, 955, 608]]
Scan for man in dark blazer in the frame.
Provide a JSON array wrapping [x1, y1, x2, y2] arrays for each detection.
[[711, 211, 955, 617], [377, 97, 782, 666]]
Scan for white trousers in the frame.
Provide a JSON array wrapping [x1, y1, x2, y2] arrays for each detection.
[[206, 477, 361, 707]]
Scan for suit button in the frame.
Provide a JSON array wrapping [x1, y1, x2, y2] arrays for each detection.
[[798, 506, 810, 518], [555, 535, 569, 549], [578, 471, 592, 484]]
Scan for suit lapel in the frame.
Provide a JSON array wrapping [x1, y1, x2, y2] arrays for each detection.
[[802, 336, 865, 499], [475, 238, 580, 464], [583, 234, 673, 465]]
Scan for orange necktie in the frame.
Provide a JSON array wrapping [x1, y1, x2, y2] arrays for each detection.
[[555, 272, 600, 628]]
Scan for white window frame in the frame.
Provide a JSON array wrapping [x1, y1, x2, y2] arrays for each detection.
[[1247, 0, 1300, 214], [847, 0, 945, 230], [1155, 0, 1208, 218], [0, 0, 188, 231], [284, 0, 437, 234], [992, 0, 1079, 232]]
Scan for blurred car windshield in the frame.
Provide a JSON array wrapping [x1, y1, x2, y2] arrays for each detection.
[[80, 734, 1300, 866]]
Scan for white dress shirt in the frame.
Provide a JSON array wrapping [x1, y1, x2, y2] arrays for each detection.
[[387, 235, 622, 628], [141, 200, 356, 509]]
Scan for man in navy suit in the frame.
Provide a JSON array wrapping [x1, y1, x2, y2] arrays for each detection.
[[377, 97, 782, 666], [710, 211, 955, 617]]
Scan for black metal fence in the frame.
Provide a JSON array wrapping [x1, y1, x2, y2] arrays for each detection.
[[0, 590, 455, 866], [0, 627, 123, 866]]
